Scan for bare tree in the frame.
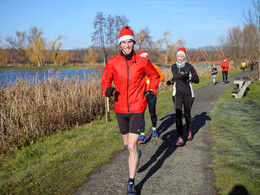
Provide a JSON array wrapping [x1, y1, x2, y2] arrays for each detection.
[[50, 35, 63, 66], [27, 26, 43, 46], [157, 30, 171, 64], [242, 24, 258, 61], [221, 26, 243, 66], [105, 14, 116, 54], [105, 14, 129, 56], [135, 27, 153, 51], [244, 0, 260, 77], [92, 12, 107, 65], [6, 30, 28, 62]]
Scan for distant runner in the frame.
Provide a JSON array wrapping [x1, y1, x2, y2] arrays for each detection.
[[210, 63, 218, 85], [220, 57, 229, 84]]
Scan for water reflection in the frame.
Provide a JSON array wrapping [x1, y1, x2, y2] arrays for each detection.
[[0, 69, 103, 86]]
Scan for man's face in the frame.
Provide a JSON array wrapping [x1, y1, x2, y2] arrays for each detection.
[[120, 40, 134, 55]]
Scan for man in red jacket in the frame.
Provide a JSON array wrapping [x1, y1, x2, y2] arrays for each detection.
[[220, 57, 230, 84], [101, 26, 160, 195]]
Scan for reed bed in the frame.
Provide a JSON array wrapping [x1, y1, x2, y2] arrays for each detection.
[[0, 67, 207, 153], [0, 73, 105, 152]]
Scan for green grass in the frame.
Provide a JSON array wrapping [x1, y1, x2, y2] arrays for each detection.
[[209, 81, 260, 195], [0, 68, 245, 194], [0, 114, 123, 194]]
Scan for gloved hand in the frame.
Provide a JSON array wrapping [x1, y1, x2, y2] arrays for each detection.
[[144, 90, 154, 100], [166, 80, 172, 86], [222, 66, 225, 69], [105, 87, 115, 97], [181, 72, 189, 81]]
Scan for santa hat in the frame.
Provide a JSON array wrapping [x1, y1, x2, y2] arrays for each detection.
[[119, 26, 136, 45], [176, 47, 187, 58], [223, 57, 227, 61], [138, 50, 149, 58]]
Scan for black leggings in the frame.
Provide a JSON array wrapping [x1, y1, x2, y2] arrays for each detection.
[[172, 96, 194, 136], [222, 71, 228, 83], [140, 95, 157, 133]]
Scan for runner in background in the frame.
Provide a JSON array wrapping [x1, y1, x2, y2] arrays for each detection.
[[210, 63, 218, 85], [167, 47, 199, 146], [137, 50, 165, 144], [249, 61, 254, 72], [220, 57, 229, 84], [241, 61, 246, 72], [101, 26, 160, 195]]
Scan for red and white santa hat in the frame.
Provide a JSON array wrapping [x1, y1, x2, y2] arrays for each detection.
[[138, 50, 149, 58], [176, 47, 187, 58], [119, 26, 136, 45], [223, 57, 227, 61]]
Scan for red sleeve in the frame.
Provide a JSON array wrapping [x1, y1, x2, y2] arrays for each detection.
[[101, 62, 113, 96], [226, 62, 229, 68], [145, 60, 160, 94]]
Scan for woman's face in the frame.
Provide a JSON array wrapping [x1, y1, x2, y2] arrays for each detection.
[[120, 39, 134, 55], [177, 53, 185, 63]]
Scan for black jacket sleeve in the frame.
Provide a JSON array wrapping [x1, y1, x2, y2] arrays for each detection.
[[189, 65, 199, 83]]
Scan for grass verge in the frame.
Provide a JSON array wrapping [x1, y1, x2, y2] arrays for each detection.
[[0, 68, 242, 194], [209, 81, 260, 195]]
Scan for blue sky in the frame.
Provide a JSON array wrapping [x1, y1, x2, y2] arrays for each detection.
[[0, 0, 252, 49]]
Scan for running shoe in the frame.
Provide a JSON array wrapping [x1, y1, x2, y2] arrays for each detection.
[[152, 130, 158, 139], [138, 150, 142, 159], [176, 137, 184, 146], [187, 131, 193, 141], [138, 134, 147, 144], [127, 182, 136, 195]]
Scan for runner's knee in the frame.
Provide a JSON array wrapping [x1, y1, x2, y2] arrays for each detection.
[[127, 143, 137, 152]]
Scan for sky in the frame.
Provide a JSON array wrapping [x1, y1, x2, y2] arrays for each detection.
[[0, 0, 253, 50]]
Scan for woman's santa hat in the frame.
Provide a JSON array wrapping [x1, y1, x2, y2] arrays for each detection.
[[119, 26, 136, 45], [176, 47, 187, 58], [138, 50, 149, 58], [223, 57, 227, 61]]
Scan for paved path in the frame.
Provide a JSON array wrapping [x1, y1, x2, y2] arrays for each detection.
[[73, 72, 250, 195]]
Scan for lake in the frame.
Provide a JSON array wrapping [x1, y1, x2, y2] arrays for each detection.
[[0, 65, 210, 86], [0, 69, 103, 86]]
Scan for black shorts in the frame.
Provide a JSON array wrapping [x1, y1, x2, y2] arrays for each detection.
[[116, 112, 144, 135]]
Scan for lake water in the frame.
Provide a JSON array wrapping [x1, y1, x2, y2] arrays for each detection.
[[0, 69, 103, 86], [0, 65, 210, 86]]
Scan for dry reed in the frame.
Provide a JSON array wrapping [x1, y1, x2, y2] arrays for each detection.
[[0, 73, 105, 152]]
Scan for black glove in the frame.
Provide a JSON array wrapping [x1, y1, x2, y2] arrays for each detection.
[[222, 66, 225, 69], [144, 90, 154, 100], [181, 73, 189, 81], [166, 80, 172, 86], [105, 87, 115, 97]]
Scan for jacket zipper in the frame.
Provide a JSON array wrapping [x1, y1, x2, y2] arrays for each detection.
[[126, 61, 130, 113]]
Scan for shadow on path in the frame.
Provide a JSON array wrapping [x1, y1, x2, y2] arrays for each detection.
[[136, 114, 178, 194], [191, 112, 211, 140], [136, 112, 212, 194]]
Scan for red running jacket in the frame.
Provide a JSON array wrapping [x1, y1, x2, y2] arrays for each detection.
[[220, 61, 229, 71], [101, 52, 160, 113]]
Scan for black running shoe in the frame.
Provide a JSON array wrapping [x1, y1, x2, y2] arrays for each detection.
[[127, 182, 136, 195]]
